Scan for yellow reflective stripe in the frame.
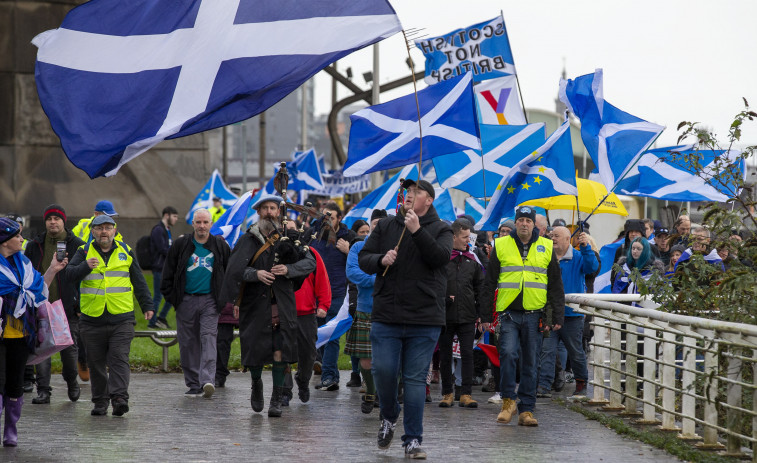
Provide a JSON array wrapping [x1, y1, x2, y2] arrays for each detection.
[[500, 266, 523, 272], [497, 282, 520, 289], [104, 271, 130, 278], [523, 282, 547, 290], [523, 266, 548, 274], [81, 287, 105, 295], [107, 287, 132, 294], [83, 273, 104, 281]]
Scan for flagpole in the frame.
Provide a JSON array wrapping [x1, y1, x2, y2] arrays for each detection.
[[501, 10, 528, 124]]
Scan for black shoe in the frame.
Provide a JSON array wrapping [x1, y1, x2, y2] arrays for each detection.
[[185, 388, 202, 397], [23, 382, 34, 393], [404, 438, 427, 459], [268, 386, 283, 417], [281, 389, 292, 407], [362, 394, 376, 414], [552, 370, 565, 392], [32, 391, 51, 404], [68, 381, 81, 402], [147, 324, 159, 330], [112, 398, 129, 416], [91, 403, 108, 416], [155, 318, 170, 329], [346, 372, 362, 387], [318, 378, 339, 391], [377, 418, 396, 449], [298, 384, 310, 403], [250, 378, 264, 412], [214, 378, 226, 388]]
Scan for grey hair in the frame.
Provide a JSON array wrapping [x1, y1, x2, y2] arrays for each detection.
[[192, 208, 212, 222]]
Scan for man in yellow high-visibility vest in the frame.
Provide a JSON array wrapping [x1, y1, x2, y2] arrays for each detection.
[[72, 200, 124, 244], [65, 215, 154, 417], [482, 205, 564, 427]]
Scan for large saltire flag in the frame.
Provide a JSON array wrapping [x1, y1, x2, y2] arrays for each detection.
[[343, 165, 418, 228], [464, 197, 487, 225], [613, 145, 744, 202], [594, 238, 624, 293], [209, 190, 254, 248], [476, 122, 577, 231], [343, 72, 480, 176], [433, 123, 546, 198], [185, 169, 238, 224], [316, 297, 352, 349], [277, 149, 325, 191], [474, 75, 526, 125], [414, 16, 516, 85], [433, 188, 459, 223], [33, 0, 402, 178], [559, 69, 664, 191]]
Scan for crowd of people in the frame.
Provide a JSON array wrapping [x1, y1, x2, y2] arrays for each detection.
[[0, 190, 744, 458]]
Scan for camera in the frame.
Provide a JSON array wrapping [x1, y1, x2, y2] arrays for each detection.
[[56, 241, 66, 262]]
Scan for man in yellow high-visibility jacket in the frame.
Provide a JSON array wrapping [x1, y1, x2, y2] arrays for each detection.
[[482, 205, 564, 427], [72, 200, 124, 244], [208, 197, 225, 223], [65, 215, 154, 417]]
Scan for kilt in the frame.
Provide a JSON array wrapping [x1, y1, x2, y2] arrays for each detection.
[[344, 311, 372, 358]]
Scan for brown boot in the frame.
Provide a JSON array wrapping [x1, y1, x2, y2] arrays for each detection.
[[496, 398, 517, 423], [458, 394, 478, 408], [438, 393, 454, 408], [518, 411, 538, 426]]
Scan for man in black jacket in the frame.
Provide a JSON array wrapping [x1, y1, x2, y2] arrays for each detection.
[[438, 219, 485, 409], [148, 206, 178, 329], [24, 204, 85, 404], [359, 179, 452, 459], [161, 209, 230, 398]]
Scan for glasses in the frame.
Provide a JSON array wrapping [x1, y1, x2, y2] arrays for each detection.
[[92, 225, 115, 231]]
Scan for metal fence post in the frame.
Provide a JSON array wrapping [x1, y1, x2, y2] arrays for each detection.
[[588, 313, 609, 405], [603, 319, 624, 411], [659, 329, 680, 431], [678, 328, 701, 440], [724, 342, 744, 457], [635, 325, 660, 424], [621, 317, 641, 416], [696, 330, 724, 450]]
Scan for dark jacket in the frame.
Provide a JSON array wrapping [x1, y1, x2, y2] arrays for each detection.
[[25, 229, 85, 320], [310, 222, 355, 301], [150, 222, 172, 271], [160, 233, 231, 310], [445, 251, 485, 324], [359, 205, 453, 326], [481, 228, 564, 327]]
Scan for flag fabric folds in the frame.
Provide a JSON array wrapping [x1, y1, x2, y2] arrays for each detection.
[[594, 238, 624, 293], [476, 122, 577, 231], [464, 197, 487, 225], [434, 123, 546, 198], [474, 75, 526, 125], [343, 72, 480, 176], [208, 190, 254, 248], [559, 69, 664, 191], [279, 149, 325, 191], [185, 169, 238, 224], [433, 189, 458, 223], [316, 297, 352, 349], [33, 0, 402, 178], [342, 165, 418, 228]]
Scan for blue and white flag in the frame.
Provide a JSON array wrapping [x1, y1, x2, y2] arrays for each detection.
[[415, 16, 516, 85], [434, 123, 546, 198], [343, 72, 480, 176], [282, 149, 325, 191], [559, 69, 664, 191], [674, 248, 724, 272], [343, 165, 418, 228], [185, 169, 238, 224], [433, 189, 458, 223], [476, 122, 577, 231], [209, 190, 254, 248], [465, 197, 487, 225], [33, 0, 401, 178], [595, 238, 624, 293], [316, 297, 352, 349], [614, 145, 744, 202]]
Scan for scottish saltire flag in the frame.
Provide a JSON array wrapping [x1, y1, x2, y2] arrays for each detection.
[[33, 0, 402, 178], [475, 75, 526, 125], [595, 238, 624, 293], [343, 165, 418, 228], [209, 190, 253, 248], [316, 297, 352, 349], [282, 149, 325, 191], [292, 149, 326, 174], [433, 189, 458, 222], [559, 69, 664, 191], [465, 197, 487, 225], [343, 72, 480, 176], [476, 122, 576, 231], [614, 145, 744, 202], [434, 123, 545, 197], [414, 16, 516, 85], [185, 169, 238, 224], [674, 248, 725, 272]]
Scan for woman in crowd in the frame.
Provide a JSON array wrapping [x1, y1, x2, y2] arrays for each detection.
[[612, 237, 664, 294]]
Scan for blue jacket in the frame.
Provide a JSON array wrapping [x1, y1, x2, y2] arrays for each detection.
[[346, 240, 375, 314], [558, 245, 598, 317], [311, 222, 355, 300]]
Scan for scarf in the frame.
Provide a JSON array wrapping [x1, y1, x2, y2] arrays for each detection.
[[451, 248, 484, 270], [0, 251, 48, 318]]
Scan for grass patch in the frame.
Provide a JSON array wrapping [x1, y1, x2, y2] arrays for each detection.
[[50, 272, 353, 373], [559, 399, 738, 463]]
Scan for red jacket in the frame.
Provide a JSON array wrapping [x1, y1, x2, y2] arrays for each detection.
[[295, 248, 331, 316]]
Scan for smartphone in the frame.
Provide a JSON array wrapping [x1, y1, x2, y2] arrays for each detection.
[[56, 241, 66, 261]]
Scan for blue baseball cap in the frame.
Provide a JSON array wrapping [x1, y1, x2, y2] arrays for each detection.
[[95, 200, 118, 216]]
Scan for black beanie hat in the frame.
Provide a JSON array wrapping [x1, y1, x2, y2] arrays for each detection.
[[44, 204, 67, 223]]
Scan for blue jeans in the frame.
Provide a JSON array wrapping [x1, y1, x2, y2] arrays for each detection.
[[498, 310, 542, 413], [538, 316, 588, 390], [321, 294, 345, 383], [371, 322, 441, 445], [149, 271, 172, 325]]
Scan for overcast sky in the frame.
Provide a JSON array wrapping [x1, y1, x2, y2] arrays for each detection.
[[313, 0, 757, 148]]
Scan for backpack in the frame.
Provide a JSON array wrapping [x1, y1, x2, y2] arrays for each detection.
[[136, 235, 153, 270]]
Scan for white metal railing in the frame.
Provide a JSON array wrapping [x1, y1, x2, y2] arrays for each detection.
[[566, 293, 757, 462]]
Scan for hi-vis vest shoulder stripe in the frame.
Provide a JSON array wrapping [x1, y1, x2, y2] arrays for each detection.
[[79, 241, 134, 317], [494, 235, 552, 311]]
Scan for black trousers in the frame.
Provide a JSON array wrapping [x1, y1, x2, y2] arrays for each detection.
[[284, 313, 318, 391], [35, 319, 80, 392], [215, 323, 235, 384], [0, 338, 31, 398], [439, 322, 476, 395], [80, 321, 134, 405]]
